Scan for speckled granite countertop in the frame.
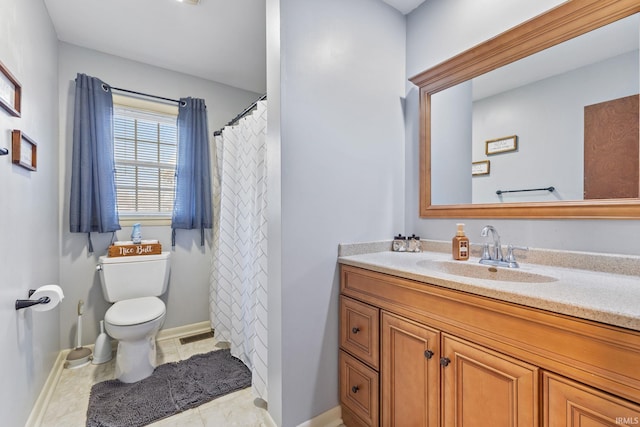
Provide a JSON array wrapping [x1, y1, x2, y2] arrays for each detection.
[[337, 240, 640, 332]]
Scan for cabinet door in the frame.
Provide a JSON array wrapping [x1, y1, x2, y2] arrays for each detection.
[[381, 312, 440, 427], [543, 371, 640, 427], [441, 334, 538, 427]]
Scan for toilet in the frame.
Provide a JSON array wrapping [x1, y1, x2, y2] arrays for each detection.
[[97, 252, 171, 383]]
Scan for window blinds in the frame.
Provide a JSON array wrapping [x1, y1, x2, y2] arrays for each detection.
[[113, 106, 177, 216]]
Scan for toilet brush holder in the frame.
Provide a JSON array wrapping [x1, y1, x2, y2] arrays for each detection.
[[92, 320, 112, 364], [65, 300, 92, 369]]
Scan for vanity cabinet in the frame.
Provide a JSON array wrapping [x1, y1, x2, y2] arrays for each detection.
[[381, 312, 439, 427], [340, 297, 380, 427], [543, 372, 640, 427], [339, 264, 640, 427], [441, 334, 538, 426]]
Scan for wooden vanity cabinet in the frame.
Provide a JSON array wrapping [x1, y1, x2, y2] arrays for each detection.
[[543, 372, 640, 427], [441, 334, 538, 427], [340, 296, 380, 427], [339, 264, 640, 427], [381, 312, 439, 427]]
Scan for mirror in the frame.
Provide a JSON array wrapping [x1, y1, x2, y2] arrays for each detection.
[[410, 0, 640, 219]]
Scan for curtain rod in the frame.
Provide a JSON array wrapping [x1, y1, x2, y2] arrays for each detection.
[[213, 93, 267, 136], [108, 86, 182, 105]]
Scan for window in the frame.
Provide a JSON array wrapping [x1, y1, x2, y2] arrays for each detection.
[[112, 95, 178, 225]]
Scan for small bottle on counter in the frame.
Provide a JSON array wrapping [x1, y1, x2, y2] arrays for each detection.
[[452, 223, 469, 260], [393, 234, 407, 252], [408, 234, 422, 252]]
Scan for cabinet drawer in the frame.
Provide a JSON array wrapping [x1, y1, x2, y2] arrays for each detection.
[[340, 350, 379, 427], [543, 372, 640, 427], [340, 296, 380, 369]]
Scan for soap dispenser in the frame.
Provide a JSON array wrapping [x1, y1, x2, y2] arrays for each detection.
[[452, 223, 470, 260]]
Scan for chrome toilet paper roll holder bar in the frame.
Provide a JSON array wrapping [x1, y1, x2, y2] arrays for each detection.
[[15, 289, 51, 310]]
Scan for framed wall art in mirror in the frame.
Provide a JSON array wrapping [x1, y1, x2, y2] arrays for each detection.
[[472, 161, 490, 176], [410, 0, 640, 219], [486, 136, 517, 156]]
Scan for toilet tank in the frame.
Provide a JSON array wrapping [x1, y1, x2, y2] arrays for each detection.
[[98, 252, 171, 302]]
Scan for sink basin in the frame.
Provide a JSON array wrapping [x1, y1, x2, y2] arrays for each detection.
[[416, 259, 558, 283]]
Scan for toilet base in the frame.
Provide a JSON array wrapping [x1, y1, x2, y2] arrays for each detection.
[[114, 336, 157, 383]]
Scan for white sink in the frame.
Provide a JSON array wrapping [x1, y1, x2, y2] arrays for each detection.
[[416, 259, 558, 283]]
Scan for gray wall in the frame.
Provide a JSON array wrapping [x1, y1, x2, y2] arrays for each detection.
[[272, 0, 406, 425], [471, 51, 638, 204], [0, 0, 60, 425], [57, 43, 260, 349], [405, 0, 640, 256]]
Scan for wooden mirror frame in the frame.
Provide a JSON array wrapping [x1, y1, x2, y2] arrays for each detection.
[[410, 0, 640, 219]]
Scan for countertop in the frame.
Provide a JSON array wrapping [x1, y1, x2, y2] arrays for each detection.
[[338, 243, 640, 332]]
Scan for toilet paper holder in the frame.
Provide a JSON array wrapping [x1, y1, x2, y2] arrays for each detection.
[[15, 289, 51, 310]]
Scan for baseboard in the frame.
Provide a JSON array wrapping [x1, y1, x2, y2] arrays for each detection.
[[264, 411, 278, 427], [157, 320, 212, 341], [296, 405, 344, 427], [24, 349, 70, 427]]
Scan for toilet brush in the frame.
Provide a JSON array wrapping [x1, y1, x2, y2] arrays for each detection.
[[92, 320, 112, 364], [65, 300, 92, 369]]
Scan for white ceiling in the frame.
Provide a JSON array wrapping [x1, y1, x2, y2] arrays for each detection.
[[382, 0, 427, 15], [43, 0, 426, 95], [43, 0, 267, 94]]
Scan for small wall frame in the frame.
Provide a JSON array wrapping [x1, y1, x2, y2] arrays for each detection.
[[11, 130, 37, 171], [486, 135, 517, 155], [0, 60, 22, 117], [472, 160, 490, 176]]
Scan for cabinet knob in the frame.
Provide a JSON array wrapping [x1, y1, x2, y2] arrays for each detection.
[[424, 350, 434, 360], [351, 327, 360, 334], [440, 357, 451, 367], [351, 385, 359, 393]]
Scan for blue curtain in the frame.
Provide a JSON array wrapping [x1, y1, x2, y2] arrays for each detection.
[[69, 73, 120, 252], [172, 97, 213, 246]]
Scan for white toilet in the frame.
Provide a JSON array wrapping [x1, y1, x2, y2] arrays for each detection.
[[97, 252, 171, 383]]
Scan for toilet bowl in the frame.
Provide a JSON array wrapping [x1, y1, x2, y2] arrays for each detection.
[[104, 296, 166, 383], [97, 252, 171, 383]]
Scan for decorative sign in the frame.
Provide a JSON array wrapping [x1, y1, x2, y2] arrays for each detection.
[[472, 160, 490, 176], [11, 130, 37, 171], [108, 243, 162, 257], [486, 135, 518, 155], [0, 60, 21, 117]]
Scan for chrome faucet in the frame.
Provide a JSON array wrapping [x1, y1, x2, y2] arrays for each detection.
[[479, 225, 528, 268], [480, 225, 504, 262]]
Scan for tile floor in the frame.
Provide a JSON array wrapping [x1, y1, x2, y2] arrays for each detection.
[[39, 336, 273, 427]]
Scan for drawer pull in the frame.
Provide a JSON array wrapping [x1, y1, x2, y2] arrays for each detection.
[[351, 385, 360, 393], [424, 350, 434, 360], [352, 327, 360, 334], [440, 357, 451, 367]]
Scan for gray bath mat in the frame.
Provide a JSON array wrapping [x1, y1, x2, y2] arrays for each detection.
[[86, 349, 251, 427]]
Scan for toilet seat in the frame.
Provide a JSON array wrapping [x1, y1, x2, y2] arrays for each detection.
[[105, 296, 166, 326]]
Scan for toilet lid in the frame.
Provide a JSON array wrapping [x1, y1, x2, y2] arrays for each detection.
[[105, 297, 166, 326]]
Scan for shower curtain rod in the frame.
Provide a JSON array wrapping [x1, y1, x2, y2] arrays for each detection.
[[109, 86, 182, 105], [213, 93, 267, 136]]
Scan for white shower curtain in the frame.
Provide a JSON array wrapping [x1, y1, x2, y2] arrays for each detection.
[[210, 100, 268, 401]]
